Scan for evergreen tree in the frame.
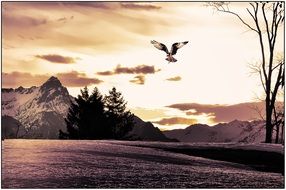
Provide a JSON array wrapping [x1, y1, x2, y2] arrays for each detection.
[[87, 87, 108, 139], [65, 97, 81, 139], [64, 86, 134, 140], [76, 87, 90, 138], [65, 87, 107, 139], [104, 87, 134, 139]]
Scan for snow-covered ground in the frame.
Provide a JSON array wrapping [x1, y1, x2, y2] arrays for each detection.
[[2, 140, 284, 188]]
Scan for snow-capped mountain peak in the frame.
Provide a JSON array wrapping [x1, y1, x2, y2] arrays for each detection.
[[40, 76, 62, 91], [2, 77, 73, 138], [37, 76, 69, 104], [2, 86, 39, 117]]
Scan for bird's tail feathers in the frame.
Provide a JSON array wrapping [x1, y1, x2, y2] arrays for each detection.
[[165, 57, 177, 62]]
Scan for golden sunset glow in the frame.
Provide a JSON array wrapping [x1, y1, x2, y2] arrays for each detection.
[[2, 2, 284, 130]]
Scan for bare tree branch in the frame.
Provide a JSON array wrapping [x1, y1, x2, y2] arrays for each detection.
[[247, 8, 256, 21], [272, 62, 283, 71], [208, 2, 259, 33], [262, 3, 272, 47], [259, 70, 267, 93], [252, 104, 265, 120]]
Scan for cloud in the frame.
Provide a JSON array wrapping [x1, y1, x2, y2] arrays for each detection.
[[61, 2, 161, 10], [2, 2, 114, 11], [130, 107, 169, 120], [96, 71, 114, 76], [3, 2, 161, 12], [57, 16, 74, 23], [2, 72, 50, 87], [2, 2, 176, 54], [3, 14, 48, 28], [166, 76, 182, 81], [153, 117, 197, 126], [56, 71, 103, 87], [57, 17, 67, 22], [121, 3, 161, 10], [130, 75, 145, 85], [35, 54, 77, 64], [167, 102, 265, 123], [62, 2, 115, 10], [3, 43, 15, 50], [2, 71, 102, 88], [97, 65, 160, 76], [115, 65, 160, 74]]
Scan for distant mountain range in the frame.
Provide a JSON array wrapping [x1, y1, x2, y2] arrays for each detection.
[[163, 120, 266, 143], [2, 76, 172, 141]]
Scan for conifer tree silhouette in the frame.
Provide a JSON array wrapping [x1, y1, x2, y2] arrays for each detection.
[[104, 87, 134, 139], [64, 86, 133, 139]]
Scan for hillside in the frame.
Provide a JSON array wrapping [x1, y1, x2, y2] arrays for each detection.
[[129, 116, 176, 141], [163, 120, 266, 143]]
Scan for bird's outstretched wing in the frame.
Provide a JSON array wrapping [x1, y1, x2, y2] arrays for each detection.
[[151, 40, 169, 54], [170, 41, 188, 55]]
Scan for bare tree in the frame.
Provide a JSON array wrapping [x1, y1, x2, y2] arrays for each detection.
[[249, 60, 284, 144], [208, 2, 284, 143]]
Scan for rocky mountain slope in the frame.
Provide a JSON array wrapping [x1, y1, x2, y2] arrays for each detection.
[[2, 77, 73, 138], [163, 120, 266, 143], [129, 116, 176, 141]]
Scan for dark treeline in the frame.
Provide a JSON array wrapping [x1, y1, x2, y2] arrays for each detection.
[[59, 87, 134, 140]]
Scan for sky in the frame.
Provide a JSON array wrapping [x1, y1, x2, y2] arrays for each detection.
[[2, 2, 284, 130]]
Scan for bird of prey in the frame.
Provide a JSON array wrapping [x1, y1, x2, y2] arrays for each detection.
[[151, 40, 189, 63]]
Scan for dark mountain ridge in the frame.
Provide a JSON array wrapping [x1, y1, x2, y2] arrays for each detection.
[[163, 120, 265, 143]]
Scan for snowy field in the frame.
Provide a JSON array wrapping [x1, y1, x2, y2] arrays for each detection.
[[2, 140, 284, 188]]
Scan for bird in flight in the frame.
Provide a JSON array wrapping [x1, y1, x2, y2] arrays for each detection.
[[151, 40, 189, 63]]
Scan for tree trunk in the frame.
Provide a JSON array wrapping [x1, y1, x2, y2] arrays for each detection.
[[281, 123, 284, 145], [265, 101, 273, 143], [275, 125, 280, 144], [265, 124, 273, 143]]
